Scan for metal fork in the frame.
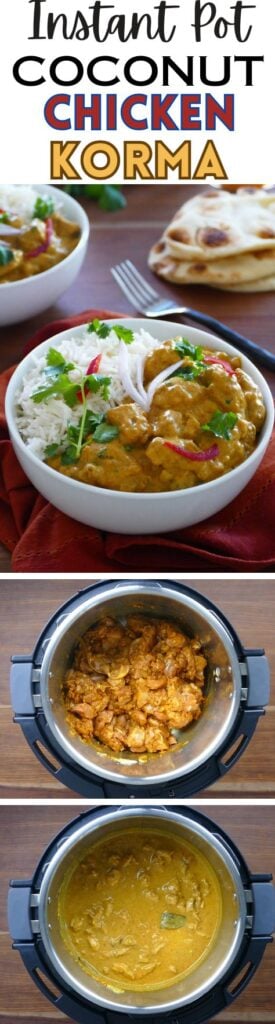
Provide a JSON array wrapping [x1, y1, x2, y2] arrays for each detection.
[[111, 259, 275, 372]]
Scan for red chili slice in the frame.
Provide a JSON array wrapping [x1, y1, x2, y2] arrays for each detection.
[[77, 354, 102, 402], [203, 355, 236, 377], [164, 441, 219, 462], [25, 217, 53, 259], [86, 354, 101, 375]]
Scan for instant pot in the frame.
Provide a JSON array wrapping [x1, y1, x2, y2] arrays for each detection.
[[10, 579, 270, 797], [8, 805, 275, 1024]]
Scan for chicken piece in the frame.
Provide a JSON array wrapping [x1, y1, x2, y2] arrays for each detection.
[[129, 651, 168, 690], [144, 342, 181, 383], [150, 408, 184, 439], [235, 369, 266, 430], [18, 219, 47, 253], [68, 714, 94, 740], [205, 366, 246, 415], [107, 403, 151, 445], [150, 380, 202, 413], [70, 702, 97, 720], [94, 711, 129, 752], [165, 681, 203, 729], [143, 720, 172, 752], [52, 211, 80, 239], [70, 439, 149, 492]]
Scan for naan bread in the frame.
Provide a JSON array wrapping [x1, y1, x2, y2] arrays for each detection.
[[148, 237, 275, 286], [162, 189, 275, 262], [211, 275, 275, 292]]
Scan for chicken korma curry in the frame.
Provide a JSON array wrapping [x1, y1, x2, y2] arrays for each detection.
[[16, 322, 266, 494], [58, 830, 222, 992], [46, 332, 266, 492], [63, 614, 207, 755]]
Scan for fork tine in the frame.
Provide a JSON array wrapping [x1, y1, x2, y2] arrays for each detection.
[[111, 266, 144, 310], [118, 261, 153, 308], [125, 260, 159, 302]]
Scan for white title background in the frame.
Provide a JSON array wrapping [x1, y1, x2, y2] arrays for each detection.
[[0, 0, 274, 182]]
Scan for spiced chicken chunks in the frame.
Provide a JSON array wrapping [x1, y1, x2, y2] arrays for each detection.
[[63, 615, 207, 755]]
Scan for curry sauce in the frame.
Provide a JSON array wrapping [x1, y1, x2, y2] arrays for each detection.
[[58, 830, 222, 992], [48, 341, 266, 493]]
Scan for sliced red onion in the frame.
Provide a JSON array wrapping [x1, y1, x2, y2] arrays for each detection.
[[25, 217, 53, 259], [118, 342, 147, 409], [204, 355, 236, 377], [146, 359, 184, 406], [164, 441, 219, 462]]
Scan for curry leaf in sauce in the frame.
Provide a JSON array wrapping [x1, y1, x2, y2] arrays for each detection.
[[202, 411, 238, 440], [160, 912, 187, 929]]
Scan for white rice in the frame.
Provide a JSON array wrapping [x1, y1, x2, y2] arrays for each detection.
[[0, 185, 60, 224], [15, 326, 162, 459]]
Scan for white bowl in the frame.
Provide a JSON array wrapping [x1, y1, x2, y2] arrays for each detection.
[[5, 319, 274, 535], [0, 185, 90, 326]]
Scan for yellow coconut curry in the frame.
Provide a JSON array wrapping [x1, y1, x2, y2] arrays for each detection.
[[47, 336, 266, 492], [63, 614, 207, 755], [58, 830, 222, 992], [0, 195, 80, 282]]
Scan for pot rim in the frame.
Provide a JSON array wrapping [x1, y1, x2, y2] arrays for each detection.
[[38, 581, 242, 784], [38, 806, 247, 1014]]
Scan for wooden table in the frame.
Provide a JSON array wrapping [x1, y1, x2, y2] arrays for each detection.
[[0, 804, 274, 1024], [1, 577, 274, 799], [1, 185, 275, 571]]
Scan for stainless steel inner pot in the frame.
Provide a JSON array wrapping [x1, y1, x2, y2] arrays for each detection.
[[40, 581, 241, 785], [39, 807, 247, 1015]]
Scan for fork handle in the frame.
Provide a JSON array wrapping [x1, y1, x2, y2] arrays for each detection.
[[181, 307, 275, 372]]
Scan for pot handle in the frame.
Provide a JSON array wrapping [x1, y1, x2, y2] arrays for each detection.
[[8, 882, 33, 942], [244, 652, 270, 707], [223, 936, 271, 1004], [12, 942, 107, 1024], [10, 657, 34, 715], [251, 879, 275, 936]]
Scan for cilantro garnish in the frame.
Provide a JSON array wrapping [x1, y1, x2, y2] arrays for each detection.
[[202, 411, 238, 440], [170, 362, 206, 382], [88, 320, 134, 345], [93, 423, 119, 443], [33, 347, 117, 464], [0, 245, 14, 267], [33, 195, 55, 221], [0, 212, 9, 223], [175, 338, 203, 362], [85, 374, 111, 400]]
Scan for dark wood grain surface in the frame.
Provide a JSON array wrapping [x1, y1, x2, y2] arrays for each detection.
[[0, 577, 274, 798], [0, 804, 274, 1023], [0, 184, 275, 571]]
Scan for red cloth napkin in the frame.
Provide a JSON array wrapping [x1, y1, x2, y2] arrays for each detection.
[[1, 309, 275, 572]]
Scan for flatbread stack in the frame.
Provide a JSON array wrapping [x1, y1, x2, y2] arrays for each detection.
[[148, 188, 275, 292]]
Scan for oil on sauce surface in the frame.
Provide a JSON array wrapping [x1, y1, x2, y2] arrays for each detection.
[[58, 829, 222, 992]]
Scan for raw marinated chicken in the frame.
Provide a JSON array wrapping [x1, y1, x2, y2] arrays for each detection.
[[63, 615, 207, 754]]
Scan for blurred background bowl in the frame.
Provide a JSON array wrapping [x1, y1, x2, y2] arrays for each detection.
[[0, 185, 90, 326]]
